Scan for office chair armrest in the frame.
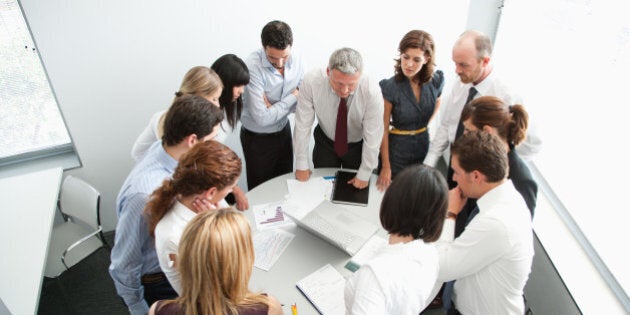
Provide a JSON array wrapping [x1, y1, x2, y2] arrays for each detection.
[[61, 226, 103, 270]]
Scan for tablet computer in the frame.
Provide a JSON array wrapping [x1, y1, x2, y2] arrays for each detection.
[[331, 170, 369, 207]]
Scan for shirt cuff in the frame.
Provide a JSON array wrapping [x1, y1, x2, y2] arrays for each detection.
[[356, 167, 372, 182], [295, 157, 310, 171], [423, 153, 440, 168]]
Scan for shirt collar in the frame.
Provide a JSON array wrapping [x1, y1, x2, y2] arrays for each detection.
[[154, 141, 178, 174], [476, 179, 510, 214], [173, 200, 197, 221], [471, 70, 496, 97], [259, 47, 293, 70]]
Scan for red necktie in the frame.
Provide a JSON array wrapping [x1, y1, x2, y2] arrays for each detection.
[[334, 98, 348, 157]]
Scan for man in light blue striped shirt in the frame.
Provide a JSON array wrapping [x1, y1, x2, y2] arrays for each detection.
[[240, 20, 305, 190], [109, 95, 223, 315]]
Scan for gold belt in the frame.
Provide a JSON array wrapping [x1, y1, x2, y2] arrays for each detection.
[[389, 127, 427, 135]]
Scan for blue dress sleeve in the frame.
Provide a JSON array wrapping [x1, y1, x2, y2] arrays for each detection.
[[432, 70, 445, 97], [379, 77, 395, 102]]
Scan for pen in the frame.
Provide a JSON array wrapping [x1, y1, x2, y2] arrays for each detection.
[[291, 303, 298, 315]]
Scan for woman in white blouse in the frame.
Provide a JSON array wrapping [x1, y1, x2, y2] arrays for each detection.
[[144, 140, 242, 294], [345, 164, 448, 314], [131, 66, 223, 162]]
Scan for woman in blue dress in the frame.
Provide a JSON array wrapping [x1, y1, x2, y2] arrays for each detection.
[[377, 30, 445, 191]]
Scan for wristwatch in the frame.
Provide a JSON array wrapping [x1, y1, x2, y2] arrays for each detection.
[[446, 211, 457, 220]]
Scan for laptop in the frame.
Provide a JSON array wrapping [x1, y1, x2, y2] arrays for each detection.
[[286, 200, 379, 256], [331, 170, 369, 207]]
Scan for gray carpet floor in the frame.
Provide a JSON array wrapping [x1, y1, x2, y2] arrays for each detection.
[[37, 231, 127, 315]]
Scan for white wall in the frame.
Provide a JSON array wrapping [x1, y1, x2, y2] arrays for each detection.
[[19, 0, 468, 231]]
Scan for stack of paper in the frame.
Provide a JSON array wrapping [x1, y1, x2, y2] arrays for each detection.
[[285, 177, 334, 220]]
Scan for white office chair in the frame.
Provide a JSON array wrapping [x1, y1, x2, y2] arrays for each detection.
[[44, 175, 106, 278]]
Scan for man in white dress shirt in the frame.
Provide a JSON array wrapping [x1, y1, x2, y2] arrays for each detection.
[[293, 47, 383, 189], [423, 29, 542, 188], [435, 131, 534, 315]]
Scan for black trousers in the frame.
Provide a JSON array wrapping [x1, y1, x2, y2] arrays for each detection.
[[312, 125, 362, 170], [240, 123, 293, 190], [142, 274, 177, 306]]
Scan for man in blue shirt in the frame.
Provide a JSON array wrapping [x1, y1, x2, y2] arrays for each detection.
[[240, 20, 305, 190], [109, 95, 223, 315]]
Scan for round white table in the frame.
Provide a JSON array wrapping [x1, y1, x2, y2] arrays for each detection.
[[245, 168, 386, 315]]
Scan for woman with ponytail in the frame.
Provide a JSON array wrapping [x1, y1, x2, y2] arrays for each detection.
[[145, 140, 242, 294], [460, 95, 538, 216]]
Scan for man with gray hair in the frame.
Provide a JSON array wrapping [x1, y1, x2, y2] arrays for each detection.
[[294, 47, 384, 189]]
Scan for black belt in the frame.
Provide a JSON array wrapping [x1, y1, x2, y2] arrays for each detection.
[[241, 125, 287, 137], [141, 272, 167, 284]]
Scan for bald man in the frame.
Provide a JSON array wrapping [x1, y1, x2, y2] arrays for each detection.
[[423, 30, 541, 185]]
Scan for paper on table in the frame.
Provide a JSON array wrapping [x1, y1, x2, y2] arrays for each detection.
[[285, 177, 334, 220], [253, 229, 295, 271], [344, 234, 387, 272], [252, 201, 295, 231], [296, 264, 346, 315]]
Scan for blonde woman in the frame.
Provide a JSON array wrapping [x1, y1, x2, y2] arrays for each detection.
[[148, 209, 282, 315], [145, 140, 242, 295], [131, 66, 223, 162]]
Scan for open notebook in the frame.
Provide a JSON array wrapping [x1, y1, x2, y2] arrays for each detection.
[[285, 200, 378, 256], [296, 264, 346, 315]]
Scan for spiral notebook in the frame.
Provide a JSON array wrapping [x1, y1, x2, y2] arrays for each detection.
[[331, 170, 369, 207], [295, 264, 346, 315]]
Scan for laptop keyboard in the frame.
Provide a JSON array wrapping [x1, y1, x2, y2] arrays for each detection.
[[303, 213, 356, 249]]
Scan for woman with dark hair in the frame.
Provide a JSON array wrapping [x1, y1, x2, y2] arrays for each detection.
[[211, 54, 250, 133], [345, 164, 448, 314], [145, 140, 242, 294], [377, 30, 445, 191]]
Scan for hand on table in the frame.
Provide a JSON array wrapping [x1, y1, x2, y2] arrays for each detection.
[[376, 167, 392, 192], [348, 176, 368, 189], [295, 169, 312, 181], [232, 186, 249, 211]]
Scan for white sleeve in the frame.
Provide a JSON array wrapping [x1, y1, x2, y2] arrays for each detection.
[[436, 217, 510, 282], [424, 97, 454, 167], [515, 116, 543, 161], [344, 266, 387, 315], [131, 111, 164, 162], [357, 80, 384, 181], [293, 75, 316, 171]]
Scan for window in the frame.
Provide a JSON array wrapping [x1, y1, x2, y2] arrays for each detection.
[[0, 0, 76, 167], [493, 0, 629, 310]]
